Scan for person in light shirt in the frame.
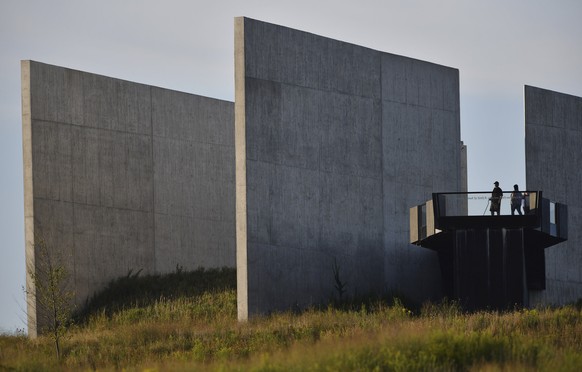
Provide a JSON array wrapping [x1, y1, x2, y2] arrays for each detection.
[[510, 184, 523, 216]]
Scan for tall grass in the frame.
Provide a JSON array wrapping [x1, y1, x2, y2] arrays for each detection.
[[74, 266, 236, 323], [1, 268, 581, 371]]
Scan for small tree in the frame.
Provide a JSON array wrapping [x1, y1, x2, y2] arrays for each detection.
[[332, 258, 347, 302], [25, 235, 75, 360]]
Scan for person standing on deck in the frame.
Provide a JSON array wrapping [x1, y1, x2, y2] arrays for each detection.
[[490, 181, 503, 216]]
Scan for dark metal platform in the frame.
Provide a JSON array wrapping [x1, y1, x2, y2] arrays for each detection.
[[410, 191, 567, 310]]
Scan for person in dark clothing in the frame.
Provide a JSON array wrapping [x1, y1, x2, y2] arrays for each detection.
[[510, 184, 523, 215], [490, 181, 503, 216]]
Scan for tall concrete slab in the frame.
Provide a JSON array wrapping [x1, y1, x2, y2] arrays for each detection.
[[381, 55, 462, 300], [22, 61, 235, 336], [525, 86, 582, 305], [235, 18, 462, 320]]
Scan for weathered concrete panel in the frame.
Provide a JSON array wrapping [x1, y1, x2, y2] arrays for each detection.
[[381, 55, 407, 104], [525, 86, 582, 305], [236, 18, 462, 319], [83, 73, 152, 134], [151, 87, 233, 146], [72, 204, 155, 301], [71, 127, 154, 210], [380, 54, 461, 302], [154, 213, 233, 273], [22, 60, 235, 336], [27, 63, 84, 125], [243, 19, 381, 99], [31, 121, 73, 202]]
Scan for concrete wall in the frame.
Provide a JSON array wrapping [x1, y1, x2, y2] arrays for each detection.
[[22, 61, 235, 336], [235, 18, 463, 320], [525, 85, 582, 305]]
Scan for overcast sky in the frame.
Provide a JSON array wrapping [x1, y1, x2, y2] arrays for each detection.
[[1, 0, 581, 333]]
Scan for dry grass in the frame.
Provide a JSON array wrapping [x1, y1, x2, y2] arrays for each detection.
[[1, 269, 581, 371]]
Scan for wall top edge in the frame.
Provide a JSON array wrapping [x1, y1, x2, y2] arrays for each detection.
[[237, 17, 460, 73], [22, 60, 234, 105], [525, 85, 582, 100]]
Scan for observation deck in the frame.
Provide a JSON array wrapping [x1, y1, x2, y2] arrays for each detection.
[[410, 191, 567, 310]]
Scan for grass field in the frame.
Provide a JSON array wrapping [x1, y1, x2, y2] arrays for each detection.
[[1, 268, 581, 371]]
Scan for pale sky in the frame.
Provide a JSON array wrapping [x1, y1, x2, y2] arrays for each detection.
[[1, 0, 581, 333]]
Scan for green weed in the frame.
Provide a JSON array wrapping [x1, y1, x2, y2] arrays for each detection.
[[2, 268, 581, 371]]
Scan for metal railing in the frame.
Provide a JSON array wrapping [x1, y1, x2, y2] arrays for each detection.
[[411, 191, 567, 244], [433, 191, 540, 218]]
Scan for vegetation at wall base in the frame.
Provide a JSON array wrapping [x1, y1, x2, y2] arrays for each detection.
[[73, 266, 236, 324], [2, 268, 581, 371]]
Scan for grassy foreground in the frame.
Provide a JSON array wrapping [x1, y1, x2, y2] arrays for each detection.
[[1, 268, 581, 371]]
